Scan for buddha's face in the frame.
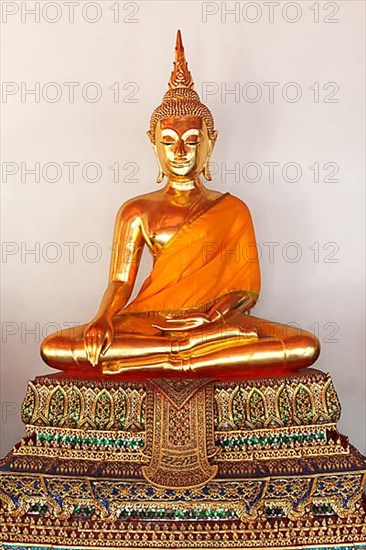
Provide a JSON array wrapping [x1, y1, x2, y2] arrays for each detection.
[[154, 117, 214, 179]]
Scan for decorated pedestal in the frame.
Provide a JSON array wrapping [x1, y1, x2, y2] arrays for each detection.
[[0, 368, 365, 549]]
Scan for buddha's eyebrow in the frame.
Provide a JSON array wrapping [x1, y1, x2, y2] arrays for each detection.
[[160, 129, 179, 138], [182, 129, 201, 139]]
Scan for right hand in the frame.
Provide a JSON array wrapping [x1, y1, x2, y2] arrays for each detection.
[[83, 316, 114, 367]]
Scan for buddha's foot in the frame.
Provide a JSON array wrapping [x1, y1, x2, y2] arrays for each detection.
[[223, 325, 259, 343], [102, 355, 190, 377], [171, 326, 258, 354], [170, 335, 190, 354], [168, 351, 192, 374]]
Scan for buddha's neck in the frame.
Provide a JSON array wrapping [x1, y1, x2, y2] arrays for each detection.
[[165, 175, 205, 194]]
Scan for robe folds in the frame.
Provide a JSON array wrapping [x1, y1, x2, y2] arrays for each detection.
[[122, 193, 261, 315]]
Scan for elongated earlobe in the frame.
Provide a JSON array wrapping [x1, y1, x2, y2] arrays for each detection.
[[151, 142, 165, 184], [202, 130, 218, 181], [202, 162, 212, 181], [156, 163, 165, 184]]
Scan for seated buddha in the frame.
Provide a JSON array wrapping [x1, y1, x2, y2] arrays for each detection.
[[41, 31, 320, 380]]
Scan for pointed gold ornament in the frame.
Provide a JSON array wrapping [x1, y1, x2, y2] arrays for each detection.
[[168, 29, 194, 90], [148, 30, 216, 144]]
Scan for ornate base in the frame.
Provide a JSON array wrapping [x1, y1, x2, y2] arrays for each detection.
[[0, 513, 366, 549], [1, 369, 365, 548]]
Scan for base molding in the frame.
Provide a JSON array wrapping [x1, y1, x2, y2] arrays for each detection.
[[1, 369, 365, 547]]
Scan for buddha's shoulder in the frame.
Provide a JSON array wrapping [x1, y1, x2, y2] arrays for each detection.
[[114, 191, 162, 219], [223, 192, 252, 214], [114, 190, 252, 218]]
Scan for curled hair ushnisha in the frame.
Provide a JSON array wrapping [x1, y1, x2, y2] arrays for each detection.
[[148, 31, 216, 143]]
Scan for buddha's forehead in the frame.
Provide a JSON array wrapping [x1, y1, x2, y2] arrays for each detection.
[[159, 117, 206, 135]]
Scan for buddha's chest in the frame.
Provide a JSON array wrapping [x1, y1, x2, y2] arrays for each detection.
[[141, 197, 216, 253], [142, 207, 192, 252]]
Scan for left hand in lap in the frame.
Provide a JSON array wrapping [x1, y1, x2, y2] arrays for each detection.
[[152, 312, 212, 332]]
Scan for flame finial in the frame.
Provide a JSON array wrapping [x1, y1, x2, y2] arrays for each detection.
[[169, 30, 194, 90], [148, 30, 215, 144]]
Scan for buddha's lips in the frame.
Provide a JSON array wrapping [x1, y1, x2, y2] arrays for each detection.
[[170, 160, 191, 167]]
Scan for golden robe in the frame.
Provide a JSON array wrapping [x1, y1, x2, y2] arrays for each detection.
[[123, 193, 261, 315]]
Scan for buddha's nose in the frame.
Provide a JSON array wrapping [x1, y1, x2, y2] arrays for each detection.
[[174, 139, 187, 158]]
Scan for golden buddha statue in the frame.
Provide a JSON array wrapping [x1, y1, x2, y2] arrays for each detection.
[[41, 31, 320, 380]]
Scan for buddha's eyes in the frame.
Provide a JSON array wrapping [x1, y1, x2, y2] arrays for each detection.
[[185, 135, 200, 146], [160, 137, 176, 146], [160, 135, 201, 146]]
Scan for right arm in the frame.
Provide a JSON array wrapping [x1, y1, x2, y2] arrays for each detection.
[[84, 200, 145, 366]]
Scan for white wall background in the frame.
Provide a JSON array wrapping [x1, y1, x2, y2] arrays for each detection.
[[1, 0, 365, 455]]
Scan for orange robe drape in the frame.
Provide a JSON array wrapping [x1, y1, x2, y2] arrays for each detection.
[[122, 193, 261, 315]]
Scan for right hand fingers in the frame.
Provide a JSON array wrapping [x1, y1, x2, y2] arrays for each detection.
[[84, 330, 93, 364], [86, 331, 97, 366], [101, 330, 113, 356], [84, 329, 103, 366], [91, 334, 100, 366]]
